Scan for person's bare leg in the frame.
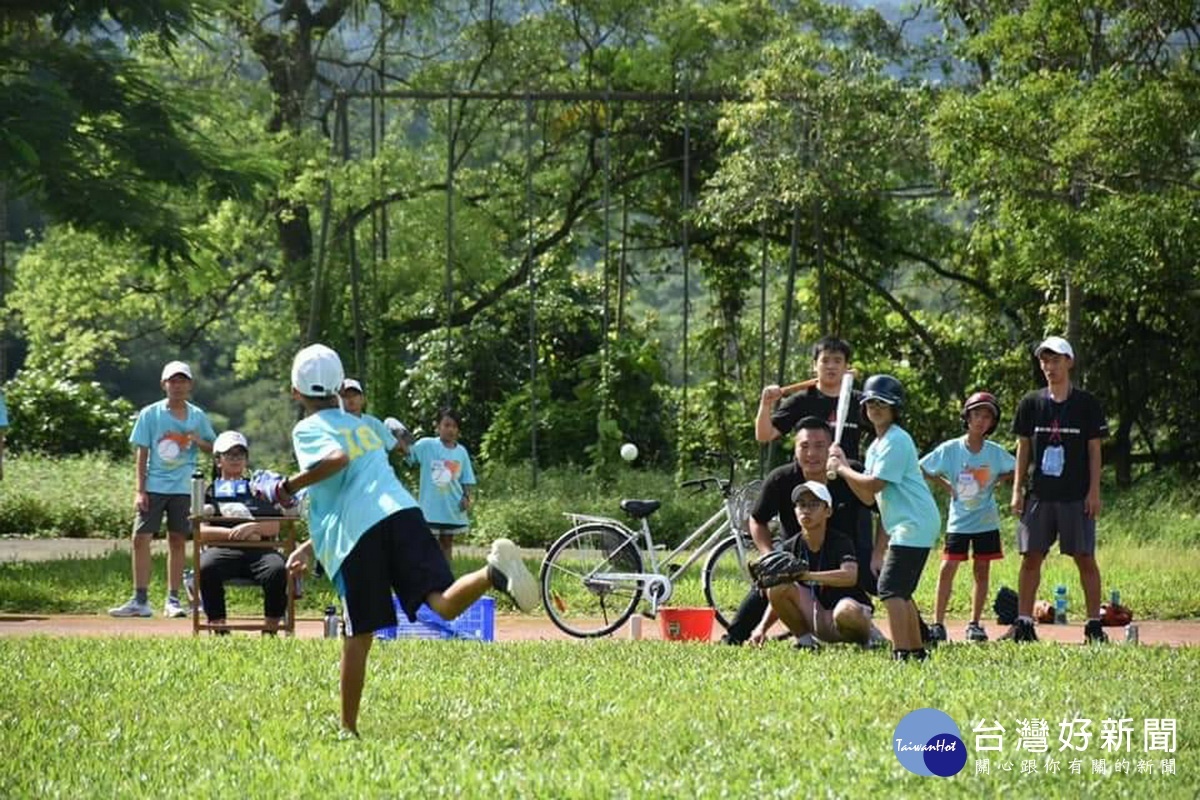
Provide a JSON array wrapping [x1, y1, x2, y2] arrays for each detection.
[[167, 532, 186, 594], [439, 534, 454, 562], [341, 633, 374, 735], [1073, 553, 1102, 618], [766, 584, 815, 637], [832, 600, 870, 644], [972, 559, 990, 623], [934, 560, 959, 625], [885, 598, 918, 650], [425, 567, 490, 619], [1018, 551, 1045, 617], [133, 533, 152, 592]]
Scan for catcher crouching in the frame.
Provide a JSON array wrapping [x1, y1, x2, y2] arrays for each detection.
[[749, 481, 875, 648]]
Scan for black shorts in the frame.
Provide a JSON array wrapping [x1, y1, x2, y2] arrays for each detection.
[[1017, 497, 1096, 556], [335, 508, 455, 636], [942, 530, 1003, 562], [877, 545, 930, 601]]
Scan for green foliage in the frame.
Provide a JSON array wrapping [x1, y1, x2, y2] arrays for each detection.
[[0, 1, 264, 255], [3, 368, 134, 460], [0, 454, 128, 536], [2, 638, 1200, 797]]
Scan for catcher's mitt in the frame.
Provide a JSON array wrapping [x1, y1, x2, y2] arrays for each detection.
[[994, 586, 1019, 625], [748, 550, 809, 589]]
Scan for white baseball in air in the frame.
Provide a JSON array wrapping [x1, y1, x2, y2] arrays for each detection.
[[620, 443, 639, 462]]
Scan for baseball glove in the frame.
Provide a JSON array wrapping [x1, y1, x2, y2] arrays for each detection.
[[748, 550, 809, 589], [994, 586, 1019, 625]]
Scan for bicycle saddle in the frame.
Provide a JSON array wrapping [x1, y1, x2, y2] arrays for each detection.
[[620, 499, 661, 519]]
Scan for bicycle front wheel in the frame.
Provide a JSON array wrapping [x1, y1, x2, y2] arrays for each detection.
[[540, 524, 644, 638], [702, 533, 755, 630]]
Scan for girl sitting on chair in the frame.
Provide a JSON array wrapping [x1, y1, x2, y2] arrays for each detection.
[[198, 431, 289, 634]]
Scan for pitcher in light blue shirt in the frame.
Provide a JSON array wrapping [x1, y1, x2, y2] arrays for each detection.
[[277, 344, 538, 737]]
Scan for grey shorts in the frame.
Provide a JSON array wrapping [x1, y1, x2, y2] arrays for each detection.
[[1018, 497, 1095, 556], [134, 493, 192, 537], [877, 545, 930, 601]]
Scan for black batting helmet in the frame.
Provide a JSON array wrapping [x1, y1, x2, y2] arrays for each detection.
[[860, 374, 904, 424]]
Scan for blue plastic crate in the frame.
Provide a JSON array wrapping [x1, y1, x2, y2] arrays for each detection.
[[376, 595, 495, 642]]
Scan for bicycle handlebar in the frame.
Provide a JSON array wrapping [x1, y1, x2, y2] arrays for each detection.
[[680, 476, 732, 495]]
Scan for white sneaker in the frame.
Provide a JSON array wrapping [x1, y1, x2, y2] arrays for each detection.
[[163, 597, 189, 618], [486, 539, 539, 613], [109, 598, 152, 618], [793, 633, 820, 651]]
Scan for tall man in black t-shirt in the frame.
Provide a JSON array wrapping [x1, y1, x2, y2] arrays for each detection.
[[755, 336, 862, 464], [720, 416, 878, 645], [1008, 337, 1109, 644]]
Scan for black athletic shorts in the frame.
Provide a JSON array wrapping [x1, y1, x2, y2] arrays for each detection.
[[942, 530, 1003, 561], [335, 508, 455, 636], [877, 545, 930, 601]]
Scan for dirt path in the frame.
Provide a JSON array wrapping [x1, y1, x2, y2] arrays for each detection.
[[2, 612, 1197, 646], [2, 538, 1197, 646]]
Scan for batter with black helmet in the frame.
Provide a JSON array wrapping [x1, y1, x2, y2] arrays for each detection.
[[918, 392, 1016, 643], [827, 374, 941, 661]]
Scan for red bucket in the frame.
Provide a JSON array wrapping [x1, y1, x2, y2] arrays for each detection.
[[658, 607, 715, 642]]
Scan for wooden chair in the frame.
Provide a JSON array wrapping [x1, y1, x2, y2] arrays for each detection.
[[191, 516, 298, 637]]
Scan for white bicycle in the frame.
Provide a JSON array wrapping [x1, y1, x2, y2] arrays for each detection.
[[540, 466, 762, 638]]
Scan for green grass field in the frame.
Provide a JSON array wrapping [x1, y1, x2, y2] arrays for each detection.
[[0, 638, 1195, 798]]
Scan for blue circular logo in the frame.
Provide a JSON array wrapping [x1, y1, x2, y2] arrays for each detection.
[[892, 708, 967, 777]]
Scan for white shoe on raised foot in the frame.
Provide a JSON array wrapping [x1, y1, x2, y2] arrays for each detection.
[[487, 539, 539, 613]]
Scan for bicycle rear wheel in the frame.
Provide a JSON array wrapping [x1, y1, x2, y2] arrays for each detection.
[[540, 524, 644, 638], [702, 533, 755, 630]]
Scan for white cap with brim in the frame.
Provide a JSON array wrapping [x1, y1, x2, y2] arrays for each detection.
[[291, 344, 345, 397], [340, 378, 364, 394], [1035, 336, 1074, 360], [213, 431, 249, 454], [791, 480, 833, 507], [161, 361, 193, 381]]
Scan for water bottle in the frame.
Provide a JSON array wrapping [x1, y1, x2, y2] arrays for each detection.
[[324, 606, 340, 639], [1054, 584, 1068, 625], [190, 469, 206, 517], [183, 568, 197, 608], [1110, 588, 1121, 608]]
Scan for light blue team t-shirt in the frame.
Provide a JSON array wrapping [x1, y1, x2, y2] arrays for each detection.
[[920, 437, 1016, 534], [408, 437, 477, 528], [0, 389, 8, 428], [129, 400, 216, 494], [292, 409, 416, 581], [864, 424, 942, 548]]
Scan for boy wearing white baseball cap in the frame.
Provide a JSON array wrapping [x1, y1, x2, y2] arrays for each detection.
[[269, 344, 539, 736], [754, 480, 874, 648], [1008, 336, 1109, 644], [110, 360, 215, 619]]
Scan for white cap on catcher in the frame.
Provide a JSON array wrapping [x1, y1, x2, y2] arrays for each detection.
[[291, 344, 344, 398], [790, 480, 832, 508]]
